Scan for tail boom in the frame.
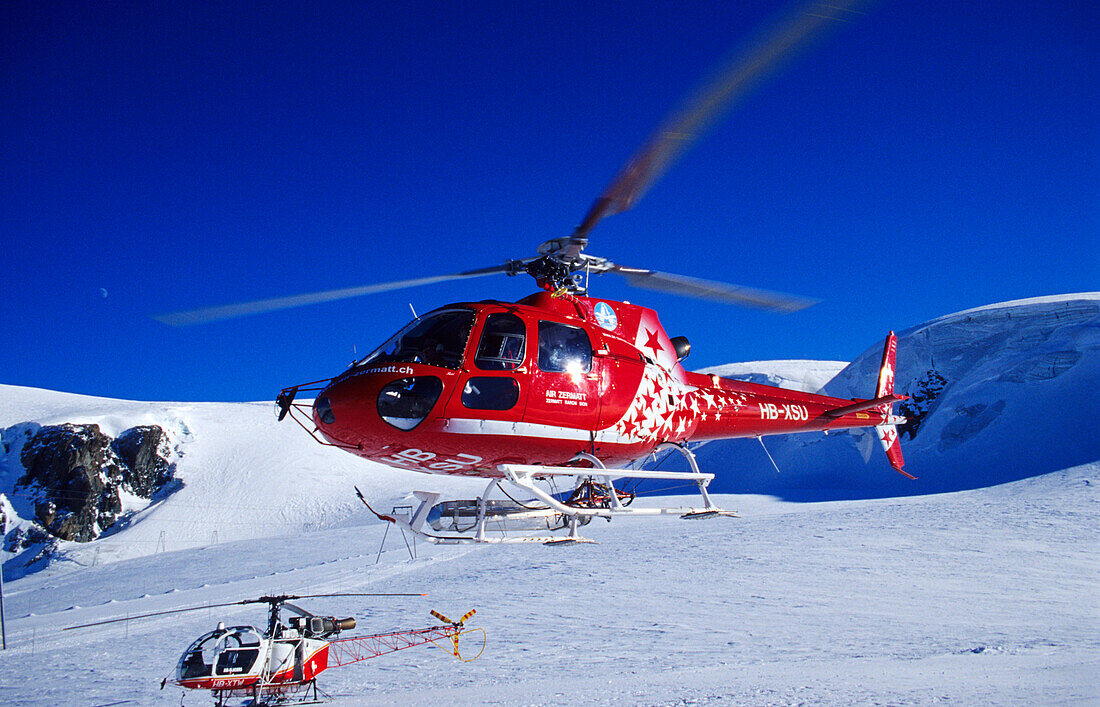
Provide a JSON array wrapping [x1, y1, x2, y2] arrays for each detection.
[[682, 331, 913, 478]]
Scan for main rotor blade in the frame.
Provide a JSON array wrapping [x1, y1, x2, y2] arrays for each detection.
[[282, 602, 313, 618], [282, 592, 428, 599], [63, 598, 256, 631], [63, 592, 426, 631], [154, 265, 515, 326], [612, 266, 818, 313], [573, 0, 870, 242]]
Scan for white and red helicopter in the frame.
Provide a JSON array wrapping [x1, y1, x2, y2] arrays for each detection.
[[65, 593, 482, 705], [158, 0, 912, 544]]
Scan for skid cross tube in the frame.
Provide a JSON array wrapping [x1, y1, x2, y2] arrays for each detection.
[[499, 461, 723, 518], [361, 444, 734, 544]]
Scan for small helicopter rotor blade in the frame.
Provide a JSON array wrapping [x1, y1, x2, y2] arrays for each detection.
[[153, 264, 520, 326], [611, 266, 818, 313], [430, 609, 454, 625], [572, 0, 870, 242], [281, 602, 314, 618], [284, 592, 428, 600], [431, 608, 477, 626], [63, 592, 426, 631], [63, 598, 256, 631]]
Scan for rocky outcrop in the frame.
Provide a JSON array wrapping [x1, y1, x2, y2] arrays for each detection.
[[112, 425, 172, 497], [17, 424, 122, 542], [15, 423, 173, 542], [898, 368, 948, 440]]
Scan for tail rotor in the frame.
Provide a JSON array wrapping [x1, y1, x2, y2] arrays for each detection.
[[430, 608, 477, 627], [429, 609, 484, 661]]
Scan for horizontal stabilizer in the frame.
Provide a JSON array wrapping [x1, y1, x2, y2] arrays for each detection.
[[823, 394, 908, 419]]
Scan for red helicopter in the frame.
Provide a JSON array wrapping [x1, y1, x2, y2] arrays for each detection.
[[158, 1, 911, 543], [65, 594, 482, 705]]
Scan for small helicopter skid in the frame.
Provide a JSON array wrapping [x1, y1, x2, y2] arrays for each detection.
[[361, 444, 737, 545], [207, 679, 322, 707]]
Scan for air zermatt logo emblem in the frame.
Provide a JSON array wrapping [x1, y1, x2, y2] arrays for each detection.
[[594, 301, 618, 330]]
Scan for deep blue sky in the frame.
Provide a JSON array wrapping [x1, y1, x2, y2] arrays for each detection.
[[3, 1, 1096, 402]]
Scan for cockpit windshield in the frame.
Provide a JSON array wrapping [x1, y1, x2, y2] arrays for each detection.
[[358, 308, 475, 370]]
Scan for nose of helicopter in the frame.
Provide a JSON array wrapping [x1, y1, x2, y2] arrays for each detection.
[[311, 374, 371, 447], [312, 367, 448, 449]]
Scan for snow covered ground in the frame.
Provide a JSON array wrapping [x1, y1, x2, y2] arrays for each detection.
[[0, 463, 1095, 705], [1, 294, 1097, 705]]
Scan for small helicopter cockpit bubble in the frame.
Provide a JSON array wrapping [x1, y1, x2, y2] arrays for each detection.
[[213, 627, 263, 675], [176, 625, 264, 681], [177, 626, 228, 681]]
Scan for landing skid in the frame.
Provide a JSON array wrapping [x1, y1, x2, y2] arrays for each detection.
[[680, 509, 740, 519], [543, 536, 597, 546], [209, 679, 326, 706], [360, 444, 736, 545]]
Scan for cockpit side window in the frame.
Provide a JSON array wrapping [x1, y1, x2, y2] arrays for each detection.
[[358, 309, 475, 370], [537, 321, 592, 373], [475, 313, 526, 370], [215, 648, 259, 675]]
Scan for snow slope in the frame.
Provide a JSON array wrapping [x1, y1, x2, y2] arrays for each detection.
[[0, 294, 1097, 704], [0, 464, 1095, 705], [692, 293, 1100, 499], [0, 385, 484, 575]]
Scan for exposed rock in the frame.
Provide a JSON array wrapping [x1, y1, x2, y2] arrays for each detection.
[[18, 424, 122, 542], [23, 537, 60, 568], [15, 423, 173, 543], [899, 368, 948, 440], [3, 523, 50, 552], [112, 425, 172, 497]]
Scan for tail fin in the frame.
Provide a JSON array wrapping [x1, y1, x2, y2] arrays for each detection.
[[874, 332, 915, 479], [876, 331, 898, 398]]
